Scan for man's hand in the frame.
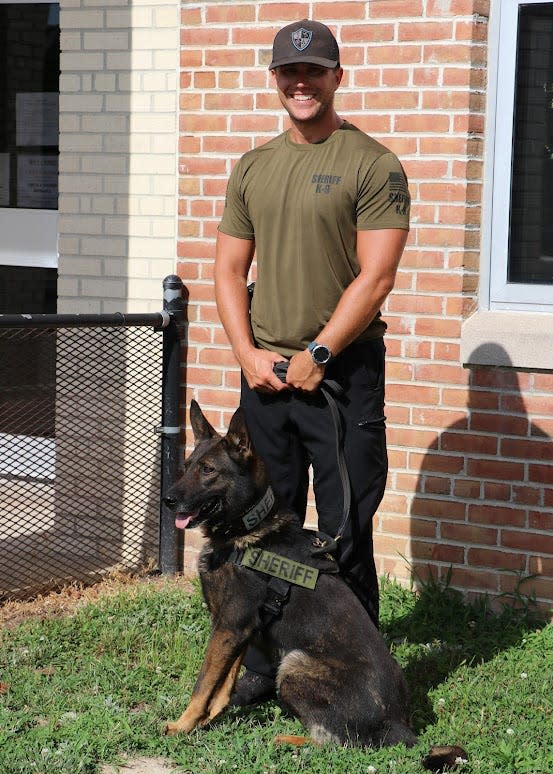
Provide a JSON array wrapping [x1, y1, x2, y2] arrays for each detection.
[[286, 349, 325, 393], [239, 347, 290, 393]]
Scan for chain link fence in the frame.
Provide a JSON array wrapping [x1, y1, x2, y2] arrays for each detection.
[[0, 280, 184, 601]]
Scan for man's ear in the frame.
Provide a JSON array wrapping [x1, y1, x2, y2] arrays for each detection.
[[224, 406, 253, 463], [189, 400, 219, 446]]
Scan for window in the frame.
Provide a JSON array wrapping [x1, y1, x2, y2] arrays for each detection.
[[0, 0, 59, 306], [0, 2, 59, 212], [488, 0, 553, 310]]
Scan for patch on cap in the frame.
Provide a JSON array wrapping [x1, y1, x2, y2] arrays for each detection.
[[292, 27, 313, 52]]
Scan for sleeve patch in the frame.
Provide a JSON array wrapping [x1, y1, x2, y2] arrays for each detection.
[[388, 171, 410, 216]]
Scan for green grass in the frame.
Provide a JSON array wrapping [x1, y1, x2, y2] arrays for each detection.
[[0, 574, 551, 774]]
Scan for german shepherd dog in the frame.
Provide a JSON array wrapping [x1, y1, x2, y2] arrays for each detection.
[[163, 401, 466, 771]]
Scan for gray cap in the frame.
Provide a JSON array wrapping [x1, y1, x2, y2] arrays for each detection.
[[269, 19, 340, 70]]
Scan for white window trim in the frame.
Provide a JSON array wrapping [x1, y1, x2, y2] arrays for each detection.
[[462, 0, 553, 370], [0, 209, 58, 268], [0, 0, 58, 270]]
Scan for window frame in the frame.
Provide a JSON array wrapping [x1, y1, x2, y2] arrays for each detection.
[[487, 0, 553, 311], [462, 0, 553, 369]]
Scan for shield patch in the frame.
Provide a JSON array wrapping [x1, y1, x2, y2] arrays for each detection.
[[292, 28, 313, 52]]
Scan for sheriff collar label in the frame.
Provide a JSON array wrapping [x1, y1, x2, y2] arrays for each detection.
[[240, 547, 319, 590], [242, 486, 275, 530]]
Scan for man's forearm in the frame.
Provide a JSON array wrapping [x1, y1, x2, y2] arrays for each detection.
[[314, 227, 408, 356], [215, 275, 255, 366], [316, 271, 394, 356], [214, 230, 257, 367]]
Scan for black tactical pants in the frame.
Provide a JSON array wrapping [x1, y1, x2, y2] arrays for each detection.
[[240, 338, 388, 675]]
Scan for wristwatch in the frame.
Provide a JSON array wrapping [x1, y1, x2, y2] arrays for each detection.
[[307, 341, 332, 366]]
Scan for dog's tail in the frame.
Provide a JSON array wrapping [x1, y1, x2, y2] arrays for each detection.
[[422, 745, 468, 772], [273, 734, 313, 746]]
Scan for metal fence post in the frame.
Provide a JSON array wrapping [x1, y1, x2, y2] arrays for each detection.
[[159, 274, 185, 574]]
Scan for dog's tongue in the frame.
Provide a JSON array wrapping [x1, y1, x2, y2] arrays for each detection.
[[175, 511, 199, 530]]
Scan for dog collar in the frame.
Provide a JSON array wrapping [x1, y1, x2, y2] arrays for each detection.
[[242, 486, 275, 530]]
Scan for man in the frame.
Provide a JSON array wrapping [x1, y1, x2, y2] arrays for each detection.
[[214, 19, 410, 705]]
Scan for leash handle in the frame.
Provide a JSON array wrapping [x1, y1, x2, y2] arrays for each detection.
[[271, 362, 344, 401], [311, 530, 340, 556], [273, 361, 289, 383]]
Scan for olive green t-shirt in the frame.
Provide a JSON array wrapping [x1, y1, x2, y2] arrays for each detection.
[[219, 122, 410, 357]]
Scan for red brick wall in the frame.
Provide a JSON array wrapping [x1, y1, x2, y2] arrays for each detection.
[[177, 1, 553, 613]]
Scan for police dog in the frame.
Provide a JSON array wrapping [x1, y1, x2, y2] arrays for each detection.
[[163, 401, 466, 771]]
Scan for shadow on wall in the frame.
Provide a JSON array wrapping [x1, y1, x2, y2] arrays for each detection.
[[409, 343, 552, 611]]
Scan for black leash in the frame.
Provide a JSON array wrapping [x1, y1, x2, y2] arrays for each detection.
[[251, 282, 352, 557], [273, 361, 351, 556]]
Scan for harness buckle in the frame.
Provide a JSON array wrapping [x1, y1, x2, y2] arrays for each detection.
[[263, 595, 285, 618], [260, 577, 291, 626]]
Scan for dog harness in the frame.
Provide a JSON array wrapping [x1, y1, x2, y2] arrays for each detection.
[[230, 545, 324, 629], [229, 485, 338, 628]]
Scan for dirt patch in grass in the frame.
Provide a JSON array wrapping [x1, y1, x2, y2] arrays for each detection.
[[0, 569, 195, 630], [101, 756, 178, 774]]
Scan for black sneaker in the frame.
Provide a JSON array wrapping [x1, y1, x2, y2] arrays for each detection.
[[229, 670, 276, 707]]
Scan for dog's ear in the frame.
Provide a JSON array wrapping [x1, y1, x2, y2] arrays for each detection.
[[189, 400, 218, 445], [224, 406, 252, 462]]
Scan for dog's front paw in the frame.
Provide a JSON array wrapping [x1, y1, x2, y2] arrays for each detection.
[[164, 721, 180, 736], [164, 719, 194, 736]]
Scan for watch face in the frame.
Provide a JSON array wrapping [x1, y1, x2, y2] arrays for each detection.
[[312, 344, 331, 364], [308, 341, 332, 365]]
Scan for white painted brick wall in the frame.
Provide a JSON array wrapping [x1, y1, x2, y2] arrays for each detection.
[[58, 0, 179, 312]]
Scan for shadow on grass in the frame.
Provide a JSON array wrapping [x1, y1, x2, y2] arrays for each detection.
[[379, 570, 547, 733]]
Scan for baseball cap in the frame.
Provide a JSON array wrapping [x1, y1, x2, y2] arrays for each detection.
[[269, 19, 340, 70]]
